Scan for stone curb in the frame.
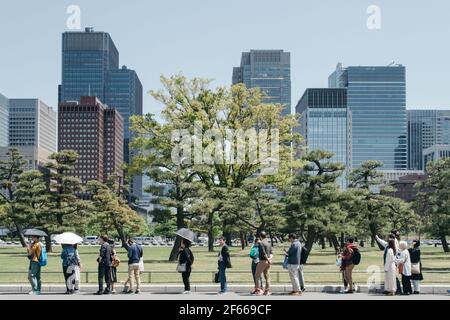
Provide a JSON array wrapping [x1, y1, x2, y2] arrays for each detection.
[[1, 284, 449, 295]]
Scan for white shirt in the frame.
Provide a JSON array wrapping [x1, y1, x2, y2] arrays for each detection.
[[395, 249, 412, 276]]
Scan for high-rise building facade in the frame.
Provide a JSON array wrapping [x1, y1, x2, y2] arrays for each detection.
[[330, 64, 407, 170], [0, 94, 8, 147], [407, 109, 450, 170], [106, 66, 143, 162], [423, 144, 450, 169], [61, 27, 119, 103], [60, 27, 143, 199], [232, 50, 291, 116], [104, 108, 124, 182], [296, 88, 351, 188], [1, 98, 57, 169], [58, 96, 123, 184]]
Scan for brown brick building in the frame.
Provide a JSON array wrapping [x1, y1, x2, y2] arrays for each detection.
[[58, 96, 123, 184]]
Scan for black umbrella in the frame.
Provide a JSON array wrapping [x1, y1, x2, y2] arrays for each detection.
[[23, 229, 47, 237], [175, 228, 194, 242]]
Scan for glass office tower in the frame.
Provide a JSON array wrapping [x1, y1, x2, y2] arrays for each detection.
[[61, 27, 119, 103], [408, 109, 450, 170], [330, 64, 407, 170], [0, 93, 8, 147], [232, 50, 291, 116], [60, 28, 143, 200], [106, 66, 143, 162], [296, 88, 350, 189]]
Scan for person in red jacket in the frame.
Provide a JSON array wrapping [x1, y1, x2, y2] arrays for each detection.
[[340, 237, 358, 293]]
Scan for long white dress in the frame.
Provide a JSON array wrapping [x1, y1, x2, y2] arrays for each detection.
[[384, 248, 397, 292]]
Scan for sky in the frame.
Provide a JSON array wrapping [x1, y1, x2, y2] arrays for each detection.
[[1, 0, 450, 117]]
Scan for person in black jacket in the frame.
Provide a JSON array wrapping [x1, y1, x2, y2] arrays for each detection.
[[408, 240, 423, 294], [179, 239, 194, 294], [96, 235, 112, 295], [217, 236, 231, 294]]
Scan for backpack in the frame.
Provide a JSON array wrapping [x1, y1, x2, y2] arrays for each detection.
[[66, 249, 78, 266], [300, 246, 308, 265], [352, 248, 361, 265], [38, 243, 47, 267]]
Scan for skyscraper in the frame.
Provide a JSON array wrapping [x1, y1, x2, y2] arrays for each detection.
[[329, 64, 407, 170], [232, 50, 291, 116], [58, 96, 123, 185], [106, 65, 143, 162], [296, 88, 350, 188], [0, 98, 57, 169], [0, 93, 8, 147], [60, 27, 143, 199], [408, 109, 450, 170], [61, 27, 119, 103]]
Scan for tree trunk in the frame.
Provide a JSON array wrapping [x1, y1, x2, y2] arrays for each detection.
[[208, 213, 214, 252], [169, 236, 182, 262], [240, 231, 245, 250], [440, 234, 449, 253], [114, 223, 129, 251], [320, 236, 326, 249], [304, 225, 316, 264], [369, 223, 384, 250], [13, 220, 27, 247], [330, 234, 340, 251], [340, 232, 345, 249]]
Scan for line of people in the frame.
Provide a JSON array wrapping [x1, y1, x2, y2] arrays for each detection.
[[25, 231, 423, 296]]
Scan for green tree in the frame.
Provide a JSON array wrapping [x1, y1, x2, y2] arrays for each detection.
[[285, 150, 346, 259], [43, 150, 91, 247], [0, 148, 29, 246], [86, 179, 147, 250], [417, 158, 450, 252]]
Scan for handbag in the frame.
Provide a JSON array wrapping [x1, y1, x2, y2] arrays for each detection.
[[335, 257, 342, 268], [138, 257, 145, 272], [176, 263, 187, 273], [411, 263, 420, 274], [214, 272, 220, 283], [282, 256, 289, 270], [398, 263, 404, 274]]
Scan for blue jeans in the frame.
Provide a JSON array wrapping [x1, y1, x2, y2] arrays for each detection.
[[218, 262, 227, 293], [28, 261, 41, 292]]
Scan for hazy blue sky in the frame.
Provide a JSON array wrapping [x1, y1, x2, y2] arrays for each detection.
[[1, 0, 449, 116]]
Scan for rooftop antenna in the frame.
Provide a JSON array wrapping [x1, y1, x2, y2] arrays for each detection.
[[388, 61, 396, 66]]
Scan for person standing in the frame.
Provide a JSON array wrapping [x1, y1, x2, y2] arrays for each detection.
[[409, 240, 423, 294], [286, 234, 302, 296], [376, 232, 402, 294], [109, 240, 120, 294], [217, 236, 231, 294], [250, 238, 263, 294], [61, 244, 78, 294], [340, 237, 358, 293], [66, 244, 81, 294], [178, 239, 194, 294], [96, 235, 112, 295], [254, 231, 273, 296], [124, 238, 143, 294], [27, 235, 42, 295], [396, 241, 412, 295], [384, 239, 397, 296]]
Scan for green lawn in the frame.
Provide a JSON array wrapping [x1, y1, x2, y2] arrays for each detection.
[[0, 244, 449, 285]]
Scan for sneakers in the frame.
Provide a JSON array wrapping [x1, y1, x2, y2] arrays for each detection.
[[218, 291, 228, 295], [135, 290, 140, 294], [94, 291, 103, 295], [28, 291, 40, 295], [182, 290, 191, 294], [124, 290, 134, 294]]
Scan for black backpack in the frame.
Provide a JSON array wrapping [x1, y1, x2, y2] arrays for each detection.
[[300, 246, 308, 265], [352, 248, 361, 265]]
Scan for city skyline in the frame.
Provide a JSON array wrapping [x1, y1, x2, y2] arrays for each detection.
[[1, 1, 450, 118]]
